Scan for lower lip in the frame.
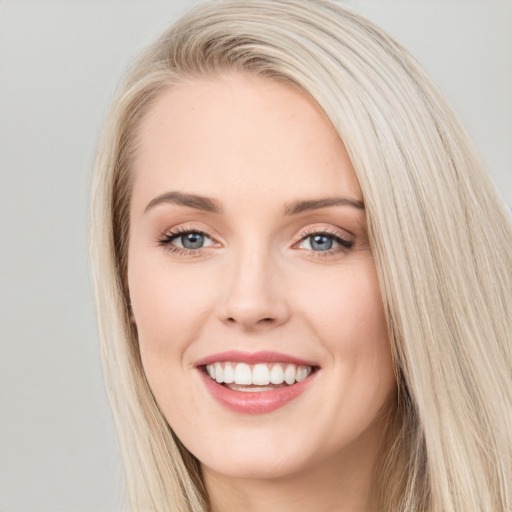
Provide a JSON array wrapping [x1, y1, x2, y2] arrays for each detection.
[[198, 369, 317, 414]]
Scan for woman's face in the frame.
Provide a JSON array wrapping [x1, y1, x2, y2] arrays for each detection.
[[128, 72, 396, 481]]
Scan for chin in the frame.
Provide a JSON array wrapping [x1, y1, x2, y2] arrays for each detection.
[[200, 449, 311, 481], [187, 424, 329, 482]]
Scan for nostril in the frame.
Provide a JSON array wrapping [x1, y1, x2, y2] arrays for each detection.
[[225, 316, 274, 324]]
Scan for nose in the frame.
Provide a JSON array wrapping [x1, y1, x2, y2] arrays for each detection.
[[218, 246, 291, 332]]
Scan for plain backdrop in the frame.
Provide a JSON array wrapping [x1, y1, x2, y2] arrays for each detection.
[[0, 1, 510, 511]]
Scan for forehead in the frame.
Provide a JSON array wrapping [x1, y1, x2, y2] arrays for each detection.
[[131, 72, 362, 213]]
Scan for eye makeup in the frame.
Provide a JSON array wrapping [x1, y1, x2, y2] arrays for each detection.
[[157, 223, 355, 259]]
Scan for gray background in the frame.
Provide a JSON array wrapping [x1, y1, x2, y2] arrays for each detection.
[[1, 1, 510, 511]]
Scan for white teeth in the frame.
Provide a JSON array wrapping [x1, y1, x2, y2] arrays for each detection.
[[252, 364, 271, 385], [214, 362, 224, 383], [296, 366, 311, 382], [270, 364, 285, 384], [234, 363, 252, 385], [223, 363, 234, 384], [284, 364, 296, 385], [204, 361, 314, 386]]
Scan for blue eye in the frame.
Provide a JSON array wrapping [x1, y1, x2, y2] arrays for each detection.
[[298, 232, 353, 253], [180, 232, 205, 249], [159, 229, 214, 252], [309, 234, 334, 251], [158, 228, 352, 256]]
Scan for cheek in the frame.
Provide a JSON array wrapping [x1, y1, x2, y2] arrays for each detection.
[[297, 257, 395, 412], [127, 256, 221, 422], [128, 253, 220, 361], [297, 257, 388, 354]]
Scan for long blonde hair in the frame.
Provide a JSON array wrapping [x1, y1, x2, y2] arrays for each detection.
[[89, 1, 512, 510]]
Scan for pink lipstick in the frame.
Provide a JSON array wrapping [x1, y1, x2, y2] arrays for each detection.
[[195, 351, 319, 414]]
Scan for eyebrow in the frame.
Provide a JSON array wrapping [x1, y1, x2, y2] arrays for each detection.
[[144, 191, 364, 215], [144, 191, 223, 214], [283, 197, 364, 215]]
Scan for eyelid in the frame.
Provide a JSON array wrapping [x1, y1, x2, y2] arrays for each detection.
[[157, 224, 221, 254], [294, 225, 353, 244], [292, 225, 354, 258], [162, 224, 218, 241], [293, 226, 355, 249], [157, 223, 354, 257], [170, 225, 214, 238]]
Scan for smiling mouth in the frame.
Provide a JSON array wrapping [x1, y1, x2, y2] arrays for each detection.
[[203, 362, 317, 392]]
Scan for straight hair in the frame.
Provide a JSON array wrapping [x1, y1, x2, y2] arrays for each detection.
[[90, 1, 512, 510]]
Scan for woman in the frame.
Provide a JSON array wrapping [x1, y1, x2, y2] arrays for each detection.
[[89, 1, 512, 511]]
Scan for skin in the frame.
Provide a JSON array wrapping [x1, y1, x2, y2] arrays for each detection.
[[128, 72, 397, 512]]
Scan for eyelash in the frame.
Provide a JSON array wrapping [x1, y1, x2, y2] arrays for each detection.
[[296, 227, 353, 258], [157, 226, 354, 258]]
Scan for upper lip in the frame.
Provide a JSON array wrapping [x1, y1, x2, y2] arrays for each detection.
[[194, 350, 319, 368]]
